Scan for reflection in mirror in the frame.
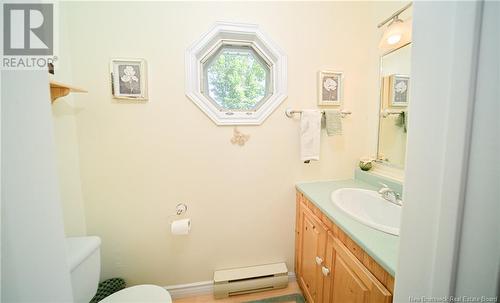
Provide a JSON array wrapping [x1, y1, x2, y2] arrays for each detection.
[[377, 44, 411, 168]]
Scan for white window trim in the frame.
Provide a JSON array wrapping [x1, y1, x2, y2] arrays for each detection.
[[185, 22, 287, 125]]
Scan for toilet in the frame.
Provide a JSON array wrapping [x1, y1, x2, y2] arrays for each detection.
[[99, 285, 171, 303], [67, 236, 172, 303]]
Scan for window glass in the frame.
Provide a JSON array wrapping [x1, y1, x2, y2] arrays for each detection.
[[203, 46, 271, 111]]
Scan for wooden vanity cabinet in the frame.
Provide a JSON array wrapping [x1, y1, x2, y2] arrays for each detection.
[[295, 192, 394, 303], [297, 202, 328, 302]]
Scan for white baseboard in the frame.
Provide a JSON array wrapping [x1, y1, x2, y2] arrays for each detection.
[[164, 272, 296, 299]]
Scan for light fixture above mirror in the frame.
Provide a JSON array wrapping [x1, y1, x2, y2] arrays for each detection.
[[378, 3, 413, 55]]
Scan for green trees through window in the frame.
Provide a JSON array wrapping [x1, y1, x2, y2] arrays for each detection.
[[205, 47, 270, 111]]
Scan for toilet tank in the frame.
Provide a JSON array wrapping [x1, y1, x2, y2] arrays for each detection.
[[66, 236, 101, 303]]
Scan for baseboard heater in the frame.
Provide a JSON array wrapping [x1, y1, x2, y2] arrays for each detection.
[[213, 262, 288, 299]]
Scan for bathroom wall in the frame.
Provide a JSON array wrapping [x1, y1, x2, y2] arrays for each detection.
[[395, 1, 491, 298], [52, 101, 87, 236], [454, 1, 499, 294], [51, 16, 87, 235], [57, 2, 381, 285]]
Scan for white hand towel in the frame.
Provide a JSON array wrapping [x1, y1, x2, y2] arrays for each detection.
[[300, 110, 322, 163]]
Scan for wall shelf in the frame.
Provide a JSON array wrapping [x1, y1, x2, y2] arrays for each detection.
[[49, 80, 87, 103]]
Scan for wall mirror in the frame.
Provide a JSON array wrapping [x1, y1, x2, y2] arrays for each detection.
[[377, 43, 412, 169]]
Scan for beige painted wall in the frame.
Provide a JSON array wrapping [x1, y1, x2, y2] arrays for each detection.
[[52, 7, 87, 236], [52, 102, 87, 236], [57, 1, 381, 285]]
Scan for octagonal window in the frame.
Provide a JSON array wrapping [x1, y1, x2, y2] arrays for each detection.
[[186, 22, 287, 125], [202, 45, 272, 112]]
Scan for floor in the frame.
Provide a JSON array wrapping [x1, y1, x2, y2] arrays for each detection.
[[173, 281, 302, 303]]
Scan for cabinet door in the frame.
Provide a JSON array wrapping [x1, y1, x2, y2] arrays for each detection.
[[298, 205, 327, 303], [321, 232, 336, 303], [332, 255, 369, 303], [330, 238, 392, 303]]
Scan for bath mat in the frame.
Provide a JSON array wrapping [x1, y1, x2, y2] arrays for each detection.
[[243, 293, 305, 303], [89, 277, 126, 303]]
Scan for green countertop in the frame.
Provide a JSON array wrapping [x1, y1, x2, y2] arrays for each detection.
[[295, 179, 399, 276]]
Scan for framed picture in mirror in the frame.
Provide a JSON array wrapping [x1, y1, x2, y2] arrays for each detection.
[[389, 74, 409, 107], [318, 71, 343, 106]]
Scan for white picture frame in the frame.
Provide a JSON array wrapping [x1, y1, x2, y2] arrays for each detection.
[[318, 70, 343, 106], [110, 58, 148, 100], [389, 74, 409, 107]]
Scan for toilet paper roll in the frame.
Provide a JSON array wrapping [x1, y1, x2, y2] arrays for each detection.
[[171, 218, 191, 235]]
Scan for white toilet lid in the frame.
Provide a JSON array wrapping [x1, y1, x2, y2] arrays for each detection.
[[100, 285, 172, 303]]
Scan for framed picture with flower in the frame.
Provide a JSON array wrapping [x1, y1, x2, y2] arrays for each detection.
[[110, 58, 148, 100], [389, 74, 409, 107], [318, 71, 343, 106]]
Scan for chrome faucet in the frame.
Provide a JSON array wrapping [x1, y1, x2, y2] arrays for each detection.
[[378, 183, 403, 206]]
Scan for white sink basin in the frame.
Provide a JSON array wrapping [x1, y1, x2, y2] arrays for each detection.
[[331, 188, 401, 236]]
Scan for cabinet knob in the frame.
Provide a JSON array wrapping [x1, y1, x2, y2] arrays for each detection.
[[315, 256, 323, 265], [322, 266, 330, 276]]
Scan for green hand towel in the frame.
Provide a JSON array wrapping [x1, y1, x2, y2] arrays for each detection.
[[395, 111, 407, 133], [324, 109, 342, 136]]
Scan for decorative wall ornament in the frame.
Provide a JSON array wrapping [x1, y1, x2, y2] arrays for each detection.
[[230, 127, 250, 146], [318, 70, 343, 106], [110, 58, 148, 100]]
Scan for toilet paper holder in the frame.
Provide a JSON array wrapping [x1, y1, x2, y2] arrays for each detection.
[[167, 203, 188, 224], [175, 203, 188, 215], [170, 204, 190, 235]]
